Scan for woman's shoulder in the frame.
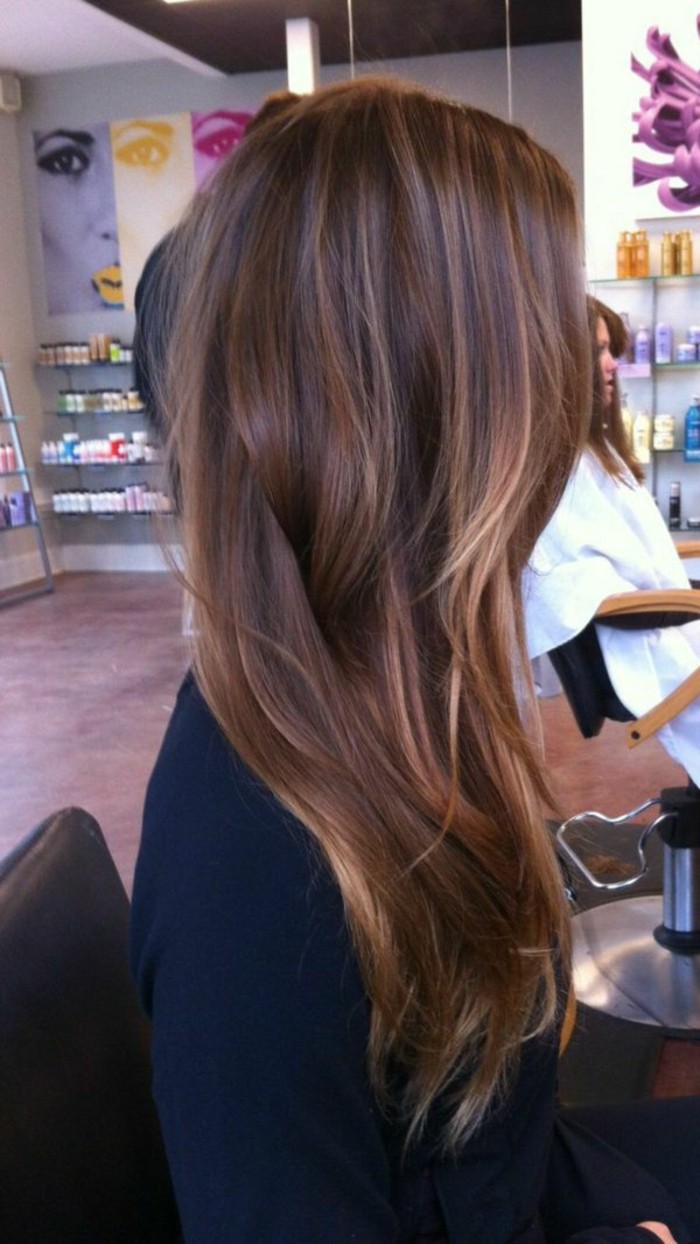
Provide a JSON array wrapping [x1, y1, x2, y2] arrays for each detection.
[[131, 670, 357, 1018], [144, 671, 310, 859], [133, 670, 337, 949]]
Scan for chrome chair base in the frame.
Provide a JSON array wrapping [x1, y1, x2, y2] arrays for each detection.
[[572, 895, 700, 1031]]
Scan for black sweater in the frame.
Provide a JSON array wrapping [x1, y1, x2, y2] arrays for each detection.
[[130, 673, 678, 1243]]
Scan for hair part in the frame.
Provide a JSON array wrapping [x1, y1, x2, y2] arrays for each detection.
[[162, 77, 590, 1151]]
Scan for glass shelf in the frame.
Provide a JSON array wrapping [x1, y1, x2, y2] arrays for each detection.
[[0, 467, 30, 478], [44, 460, 161, 469], [594, 274, 700, 286], [52, 407, 146, 417], [618, 363, 700, 378], [54, 510, 174, 521], [37, 359, 133, 370]]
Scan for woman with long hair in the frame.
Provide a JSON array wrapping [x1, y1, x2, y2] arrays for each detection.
[[525, 296, 700, 791], [131, 80, 688, 1242]]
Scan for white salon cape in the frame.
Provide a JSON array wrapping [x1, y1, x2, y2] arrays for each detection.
[[523, 447, 700, 787]]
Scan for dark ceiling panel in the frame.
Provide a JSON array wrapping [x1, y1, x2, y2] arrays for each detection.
[[84, 0, 581, 76]]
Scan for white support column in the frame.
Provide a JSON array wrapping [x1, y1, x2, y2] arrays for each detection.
[[285, 18, 320, 95]]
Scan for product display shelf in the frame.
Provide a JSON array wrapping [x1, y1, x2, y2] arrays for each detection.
[[0, 366, 53, 604], [592, 274, 700, 526], [51, 406, 146, 417], [36, 342, 171, 529]]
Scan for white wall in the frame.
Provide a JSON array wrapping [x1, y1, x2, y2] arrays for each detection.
[[6, 41, 584, 580]]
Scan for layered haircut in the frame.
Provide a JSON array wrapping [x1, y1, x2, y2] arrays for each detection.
[[159, 78, 590, 1150], [588, 296, 645, 483]]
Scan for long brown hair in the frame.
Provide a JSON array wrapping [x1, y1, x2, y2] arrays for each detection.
[[588, 296, 645, 483], [161, 78, 590, 1150]]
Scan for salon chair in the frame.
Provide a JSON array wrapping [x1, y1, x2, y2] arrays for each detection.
[[0, 806, 180, 1242], [548, 589, 700, 1032]]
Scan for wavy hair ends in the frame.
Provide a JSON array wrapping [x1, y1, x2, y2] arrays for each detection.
[[164, 78, 589, 1151]]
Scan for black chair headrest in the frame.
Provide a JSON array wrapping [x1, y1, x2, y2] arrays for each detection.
[[547, 621, 633, 739]]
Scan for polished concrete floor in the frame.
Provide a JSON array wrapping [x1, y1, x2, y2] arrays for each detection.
[[0, 571, 188, 893], [1, 571, 698, 1099]]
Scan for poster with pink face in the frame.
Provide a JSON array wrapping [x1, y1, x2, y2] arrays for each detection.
[[191, 110, 255, 190]]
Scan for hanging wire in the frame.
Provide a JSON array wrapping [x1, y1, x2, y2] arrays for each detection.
[[505, 0, 513, 121], [347, 0, 356, 79]]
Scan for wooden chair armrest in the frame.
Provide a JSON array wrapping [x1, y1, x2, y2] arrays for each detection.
[[676, 540, 700, 559], [626, 666, 700, 749], [591, 591, 700, 748], [595, 589, 700, 620]]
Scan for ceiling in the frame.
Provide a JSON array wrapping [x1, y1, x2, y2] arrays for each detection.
[[1, 0, 581, 79]]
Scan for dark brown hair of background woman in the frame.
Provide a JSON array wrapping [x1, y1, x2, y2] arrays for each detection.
[[588, 295, 645, 483]]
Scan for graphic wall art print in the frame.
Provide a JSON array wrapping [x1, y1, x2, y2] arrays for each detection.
[[34, 122, 121, 316], [633, 17, 700, 214], [582, 0, 700, 278], [33, 107, 255, 316]]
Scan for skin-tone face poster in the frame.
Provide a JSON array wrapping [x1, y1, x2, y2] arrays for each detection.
[[110, 112, 196, 312], [33, 122, 122, 315], [34, 105, 258, 315]]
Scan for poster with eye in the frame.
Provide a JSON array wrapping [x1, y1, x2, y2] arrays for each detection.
[[191, 110, 254, 190], [33, 106, 260, 315], [583, 0, 700, 276], [33, 122, 122, 315], [110, 112, 196, 312]]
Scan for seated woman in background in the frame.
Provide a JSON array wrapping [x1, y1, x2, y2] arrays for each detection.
[[524, 297, 700, 788], [131, 81, 694, 1243]]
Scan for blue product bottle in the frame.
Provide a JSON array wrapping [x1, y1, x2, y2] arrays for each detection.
[[684, 396, 700, 462], [655, 322, 673, 365], [634, 325, 651, 364]]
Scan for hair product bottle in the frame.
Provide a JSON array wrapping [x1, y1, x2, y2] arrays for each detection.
[[661, 232, 677, 276], [634, 325, 651, 364], [680, 231, 694, 276], [669, 480, 682, 530], [617, 231, 631, 278], [635, 229, 649, 278], [653, 413, 675, 451], [620, 393, 633, 446], [632, 408, 652, 464], [655, 322, 673, 365], [684, 396, 700, 463]]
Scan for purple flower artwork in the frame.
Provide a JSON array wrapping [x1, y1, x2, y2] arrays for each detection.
[[632, 20, 700, 212]]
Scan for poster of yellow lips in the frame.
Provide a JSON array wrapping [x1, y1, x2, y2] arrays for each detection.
[[33, 120, 124, 315], [92, 263, 123, 307]]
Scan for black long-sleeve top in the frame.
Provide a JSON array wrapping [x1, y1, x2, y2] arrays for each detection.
[[131, 672, 678, 1243]]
